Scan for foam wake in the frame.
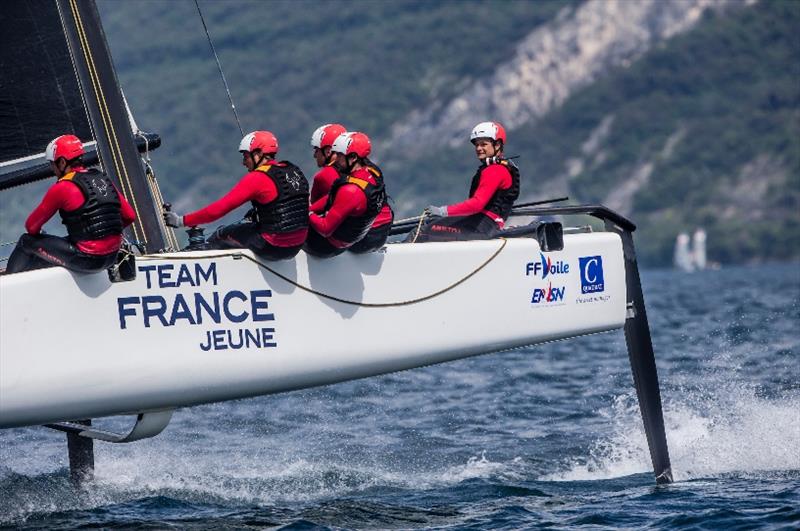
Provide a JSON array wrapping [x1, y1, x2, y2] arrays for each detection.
[[546, 383, 800, 482]]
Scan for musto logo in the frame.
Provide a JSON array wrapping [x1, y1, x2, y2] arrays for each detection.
[[579, 256, 605, 294], [525, 252, 569, 279], [531, 283, 565, 304]]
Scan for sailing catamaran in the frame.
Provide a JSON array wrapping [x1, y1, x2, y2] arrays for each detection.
[[0, 0, 672, 485]]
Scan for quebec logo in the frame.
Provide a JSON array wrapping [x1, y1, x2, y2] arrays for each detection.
[[531, 283, 566, 304], [526, 253, 569, 279], [579, 256, 605, 294]]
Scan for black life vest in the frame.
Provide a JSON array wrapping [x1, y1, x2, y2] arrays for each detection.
[[250, 161, 310, 234], [324, 169, 386, 246], [365, 159, 394, 219], [468, 158, 520, 221], [59, 169, 123, 242]]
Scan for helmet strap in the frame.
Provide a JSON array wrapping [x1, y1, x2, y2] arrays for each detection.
[[323, 146, 334, 165]]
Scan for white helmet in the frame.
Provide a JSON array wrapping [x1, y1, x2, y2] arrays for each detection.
[[469, 121, 506, 144], [331, 131, 371, 158], [238, 130, 278, 154], [310, 123, 346, 148]]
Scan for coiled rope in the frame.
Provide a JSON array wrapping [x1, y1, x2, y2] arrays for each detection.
[[142, 239, 508, 307]]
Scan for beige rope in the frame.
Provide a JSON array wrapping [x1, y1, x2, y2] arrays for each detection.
[[142, 239, 508, 307], [409, 211, 429, 244]]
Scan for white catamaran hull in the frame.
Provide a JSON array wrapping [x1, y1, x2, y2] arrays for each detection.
[[0, 233, 624, 428]]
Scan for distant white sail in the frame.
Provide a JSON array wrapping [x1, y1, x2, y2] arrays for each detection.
[[674, 232, 694, 272], [692, 229, 707, 270]]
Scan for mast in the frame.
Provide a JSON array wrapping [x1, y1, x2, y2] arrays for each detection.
[[55, 0, 169, 252]]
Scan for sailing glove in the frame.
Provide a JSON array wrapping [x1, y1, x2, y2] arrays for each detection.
[[163, 211, 184, 228], [425, 205, 447, 218]]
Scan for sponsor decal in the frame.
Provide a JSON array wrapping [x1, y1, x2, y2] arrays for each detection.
[[525, 252, 569, 279], [575, 293, 611, 304], [579, 255, 604, 294], [116, 262, 277, 351], [531, 283, 566, 305]]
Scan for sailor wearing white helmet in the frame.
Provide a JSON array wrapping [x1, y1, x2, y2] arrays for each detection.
[[412, 121, 520, 242]]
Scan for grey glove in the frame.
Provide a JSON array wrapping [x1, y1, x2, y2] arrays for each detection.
[[425, 205, 447, 217], [163, 210, 184, 228]]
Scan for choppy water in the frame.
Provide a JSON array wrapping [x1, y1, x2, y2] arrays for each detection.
[[1, 262, 798, 529]]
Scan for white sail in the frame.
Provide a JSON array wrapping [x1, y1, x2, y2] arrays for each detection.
[[692, 228, 707, 270], [674, 232, 694, 272]]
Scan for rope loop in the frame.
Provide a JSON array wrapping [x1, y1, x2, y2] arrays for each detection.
[[144, 239, 508, 307]]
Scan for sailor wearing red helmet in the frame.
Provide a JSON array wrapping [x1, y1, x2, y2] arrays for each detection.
[[163, 130, 309, 260], [5, 134, 136, 274], [308, 125, 394, 254], [305, 132, 387, 258], [309, 123, 347, 206], [413, 121, 520, 242]]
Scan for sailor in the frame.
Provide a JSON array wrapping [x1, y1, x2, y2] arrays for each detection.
[[309, 123, 347, 207], [5, 134, 136, 274], [412, 121, 520, 242], [347, 151, 394, 254], [309, 125, 394, 254], [163, 130, 309, 260], [305, 132, 386, 258]]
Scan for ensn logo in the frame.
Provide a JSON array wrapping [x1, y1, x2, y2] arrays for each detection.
[[526, 253, 569, 279], [579, 256, 605, 294], [531, 283, 565, 304]]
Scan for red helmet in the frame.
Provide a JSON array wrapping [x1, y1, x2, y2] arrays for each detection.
[[239, 130, 279, 155], [470, 121, 506, 145], [46, 134, 85, 162], [331, 132, 371, 158], [310, 123, 346, 149]]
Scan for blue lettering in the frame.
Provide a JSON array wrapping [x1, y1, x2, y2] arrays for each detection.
[[158, 264, 176, 288], [245, 328, 261, 348], [251, 290, 274, 322], [228, 329, 244, 349], [196, 263, 218, 286], [169, 293, 197, 326], [142, 295, 169, 327], [194, 292, 221, 324], [212, 329, 227, 350], [549, 286, 565, 302], [200, 330, 212, 351], [223, 291, 249, 323], [118, 297, 140, 329], [176, 264, 196, 287], [139, 265, 157, 289], [525, 262, 535, 276], [261, 327, 277, 348], [531, 289, 544, 303]]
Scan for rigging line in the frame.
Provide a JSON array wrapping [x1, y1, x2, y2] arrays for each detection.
[[143, 239, 508, 307], [70, 0, 143, 242], [66, 0, 145, 244], [409, 211, 428, 243], [135, 130, 177, 250], [143, 160, 180, 251], [194, 0, 244, 137], [57, 0, 139, 242]]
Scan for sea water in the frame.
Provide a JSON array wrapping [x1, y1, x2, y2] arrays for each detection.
[[1, 263, 798, 529]]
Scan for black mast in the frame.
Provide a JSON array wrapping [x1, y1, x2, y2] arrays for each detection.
[[55, 0, 168, 252]]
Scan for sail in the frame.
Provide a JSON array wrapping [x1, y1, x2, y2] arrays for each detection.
[[0, 0, 92, 163], [0, 0, 170, 252]]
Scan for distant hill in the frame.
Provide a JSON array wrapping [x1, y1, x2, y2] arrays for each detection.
[[1, 0, 796, 267]]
